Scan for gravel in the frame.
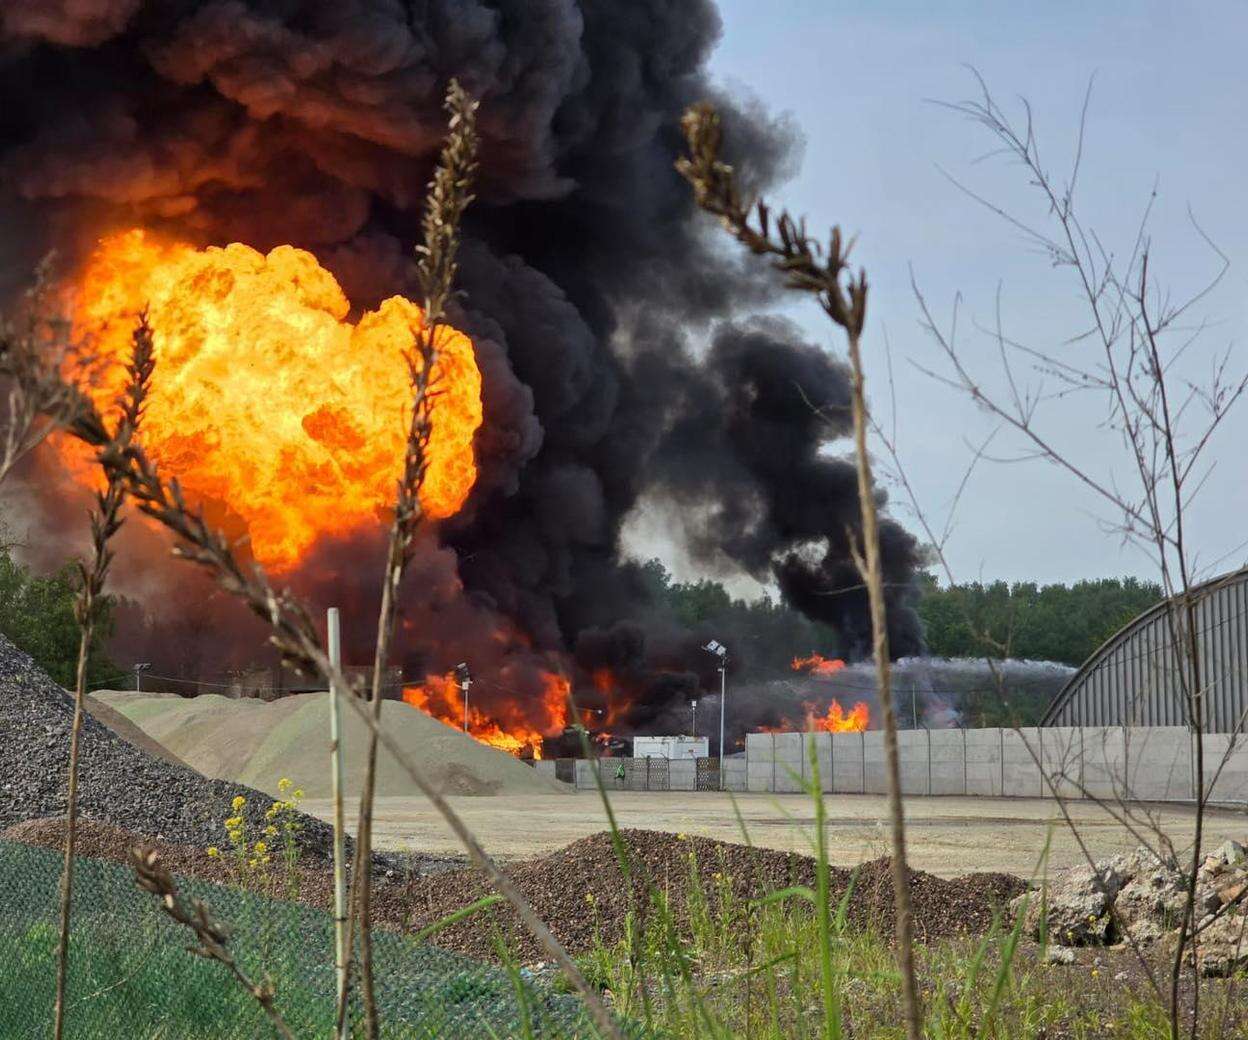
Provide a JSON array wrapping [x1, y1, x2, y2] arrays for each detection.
[[392, 828, 1028, 961], [3, 818, 1028, 964], [0, 633, 341, 860]]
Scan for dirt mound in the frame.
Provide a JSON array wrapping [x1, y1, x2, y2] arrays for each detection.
[[0, 634, 337, 859], [92, 690, 569, 799], [395, 828, 1028, 960]]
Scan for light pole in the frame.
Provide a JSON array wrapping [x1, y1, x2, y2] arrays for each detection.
[[133, 662, 151, 692], [690, 699, 697, 738], [702, 639, 728, 787], [454, 662, 472, 732]]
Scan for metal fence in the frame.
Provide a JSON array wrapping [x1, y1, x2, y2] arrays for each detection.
[[0, 840, 617, 1039]]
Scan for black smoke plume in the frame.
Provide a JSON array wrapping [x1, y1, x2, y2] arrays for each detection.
[[0, 1, 923, 734]]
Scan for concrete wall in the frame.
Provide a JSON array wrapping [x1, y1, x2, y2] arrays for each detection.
[[743, 726, 1248, 804]]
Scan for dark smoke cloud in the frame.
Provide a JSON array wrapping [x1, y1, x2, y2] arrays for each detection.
[[1, 1, 922, 722]]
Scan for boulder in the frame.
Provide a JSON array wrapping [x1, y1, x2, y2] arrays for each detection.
[[1196, 913, 1248, 978]]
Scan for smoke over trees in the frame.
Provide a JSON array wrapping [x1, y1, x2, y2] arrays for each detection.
[[0, 1, 924, 697]]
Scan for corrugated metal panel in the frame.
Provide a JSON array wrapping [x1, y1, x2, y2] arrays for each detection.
[[1040, 568, 1248, 733]]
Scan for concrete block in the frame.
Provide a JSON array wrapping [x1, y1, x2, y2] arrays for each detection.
[[772, 761, 804, 794], [1204, 736, 1248, 804], [830, 732, 864, 793], [863, 731, 888, 794], [669, 760, 696, 792], [929, 728, 966, 795], [1081, 727, 1127, 800], [1125, 727, 1193, 801], [1001, 729, 1042, 798], [773, 732, 803, 767], [747, 732, 775, 763], [896, 729, 929, 795], [1039, 726, 1082, 799], [747, 760, 774, 793], [965, 728, 1003, 797]]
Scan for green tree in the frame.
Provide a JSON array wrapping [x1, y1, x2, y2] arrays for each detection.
[[0, 548, 117, 688], [916, 575, 1163, 666]]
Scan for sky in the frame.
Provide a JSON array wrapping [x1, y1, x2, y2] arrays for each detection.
[[630, 0, 1248, 591]]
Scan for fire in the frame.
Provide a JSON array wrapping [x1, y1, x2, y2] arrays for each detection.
[[756, 698, 870, 734], [791, 653, 846, 678], [401, 670, 571, 759], [804, 699, 870, 733], [62, 228, 483, 571]]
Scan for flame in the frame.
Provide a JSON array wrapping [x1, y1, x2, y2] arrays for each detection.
[[791, 653, 846, 678], [401, 670, 570, 759], [757, 695, 870, 734], [803, 699, 870, 733], [62, 228, 483, 571]]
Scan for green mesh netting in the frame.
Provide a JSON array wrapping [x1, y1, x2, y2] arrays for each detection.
[[0, 841, 615, 1039]]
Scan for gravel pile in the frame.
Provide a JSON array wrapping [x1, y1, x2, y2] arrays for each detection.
[[394, 828, 1028, 960], [0, 633, 339, 860], [2, 814, 1026, 963]]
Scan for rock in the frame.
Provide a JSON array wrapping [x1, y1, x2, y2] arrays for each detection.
[[1046, 947, 1076, 965], [1196, 913, 1248, 977], [1020, 864, 1123, 946], [1216, 880, 1248, 909], [1215, 841, 1247, 868]]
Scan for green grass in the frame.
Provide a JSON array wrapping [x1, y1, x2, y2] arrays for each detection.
[[559, 735, 1247, 1040]]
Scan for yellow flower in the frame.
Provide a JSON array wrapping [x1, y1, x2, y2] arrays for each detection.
[[278, 777, 292, 793], [253, 841, 267, 855], [231, 795, 246, 811], [265, 825, 278, 837], [224, 815, 243, 829], [207, 847, 219, 858], [677, 833, 687, 841], [266, 803, 281, 819], [292, 788, 304, 800]]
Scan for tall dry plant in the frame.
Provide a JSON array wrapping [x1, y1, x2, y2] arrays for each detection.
[[911, 74, 1248, 1040], [0, 261, 83, 484], [340, 77, 480, 1039], [677, 100, 924, 1040], [51, 316, 153, 1040], [7, 84, 623, 1040]]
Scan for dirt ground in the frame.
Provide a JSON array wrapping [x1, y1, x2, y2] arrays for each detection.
[[301, 791, 1246, 878]]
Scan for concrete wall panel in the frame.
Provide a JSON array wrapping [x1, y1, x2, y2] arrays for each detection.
[[929, 728, 967, 795], [1125, 727, 1192, 801], [830, 733, 865, 793], [1001, 728, 1043, 798], [965, 728, 1003, 797], [863, 731, 888, 794]]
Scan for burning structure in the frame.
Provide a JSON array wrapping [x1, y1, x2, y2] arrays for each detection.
[[0, 1, 926, 758]]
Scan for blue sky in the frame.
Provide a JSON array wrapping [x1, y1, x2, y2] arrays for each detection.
[[658, 1, 1248, 589]]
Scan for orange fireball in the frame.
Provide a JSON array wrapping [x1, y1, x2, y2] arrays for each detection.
[[63, 228, 483, 571]]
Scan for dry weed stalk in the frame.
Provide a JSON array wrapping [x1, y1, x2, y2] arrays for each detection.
[[0, 261, 85, 483], [7, 95, 621, 1040], [51, 317, 153, 1039], [129, 846, 297, 1040], [344, 77, 479, 1039], [912, 74, 1248, 1039], [677, 100, 924, 1040]]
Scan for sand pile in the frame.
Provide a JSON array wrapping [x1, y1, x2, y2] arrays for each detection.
[[91, 690, 570, 799]]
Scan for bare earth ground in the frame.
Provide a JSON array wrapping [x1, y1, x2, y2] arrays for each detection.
[[303, 791, 1247, 878]]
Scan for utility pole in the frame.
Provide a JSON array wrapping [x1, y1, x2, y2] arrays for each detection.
[[691, 699, 697, 739], [133, 662, 151, 692], [702, 640, 729, 789], [326, 608, 348, 1039], [455, 662, 472, 732]]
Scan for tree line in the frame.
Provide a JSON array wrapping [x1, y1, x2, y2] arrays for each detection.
[[0, 539, 1163, 692]]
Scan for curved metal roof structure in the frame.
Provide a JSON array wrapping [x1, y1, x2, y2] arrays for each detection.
[[1041, 567, 1248, 733]]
